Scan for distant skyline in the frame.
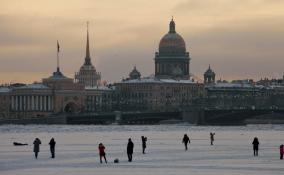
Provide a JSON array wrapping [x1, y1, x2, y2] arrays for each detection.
[[1, 0, 284, 84]]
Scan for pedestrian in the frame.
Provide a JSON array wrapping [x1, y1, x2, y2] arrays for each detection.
[[252, 137, 259, 156], [127, 138, 134, 162], [280, 144, 284, 160], [33, 138, 41, 159], [182, 134, 190, 151], [49, 138, 56, 158], [141, 136, 147, 154], [210, 132, 215, 145], [98, 143, 107, 163]]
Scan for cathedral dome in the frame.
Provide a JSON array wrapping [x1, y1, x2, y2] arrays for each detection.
[[158, 19, 186, 55], [129, 66, 141, 80], [204, 65, 215, 76]]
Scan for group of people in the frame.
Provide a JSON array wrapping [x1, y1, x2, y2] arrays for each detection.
[[182, 134, 283, 160], [32, 138, 56, 159], [31, 133, 284, 161], [98, 136, 146, 163], [182, 132, 215, 151]]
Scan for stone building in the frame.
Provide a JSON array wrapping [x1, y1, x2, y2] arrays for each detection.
[[154, 18, 191, 79], [75, 23, 101, 87], [115, 78, 204, 112], [115, 18, 203, 112], [0, 87, 10, 119], [8, 66, 86, 119]]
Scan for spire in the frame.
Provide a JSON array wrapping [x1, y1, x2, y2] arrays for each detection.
[[56, 40, 60, 72], [85, 21, 91, 65], [169, 16, 176, 33]]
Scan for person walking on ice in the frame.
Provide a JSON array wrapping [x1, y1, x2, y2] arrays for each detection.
[[49, 138, 56, 158], [33, 138, 41, 159], [280, 144, 284, 160], [98, 143, 107, 163], [127, 138, 134, 162], [252, 137, 259, 156], [210, 132, 215, 145], [141, 136, 147, 154], [182, 134, 190, 151]]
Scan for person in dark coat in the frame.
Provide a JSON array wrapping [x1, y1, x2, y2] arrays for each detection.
[[127, 138, 134, 162], [182, 134, 190, 151], [98, 143, 107, 163], [252, 137, 260, 156], [210, 132, 215, 145], [280, 144, 284, 160], [33, 138, 41, 159], [141, 136, 147, 154], [49, 138, 56, 158]]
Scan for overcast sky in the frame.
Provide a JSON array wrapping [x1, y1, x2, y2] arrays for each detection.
[[0, 0, 284, 84]]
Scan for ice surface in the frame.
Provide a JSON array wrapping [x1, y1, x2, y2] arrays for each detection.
[[0, 124, 284, 175]]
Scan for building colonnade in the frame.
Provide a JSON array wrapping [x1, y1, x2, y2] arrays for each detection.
[[10, 95, 54, 112]]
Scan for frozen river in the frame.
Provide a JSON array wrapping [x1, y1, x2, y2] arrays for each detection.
[[0, 124, 284, 175]]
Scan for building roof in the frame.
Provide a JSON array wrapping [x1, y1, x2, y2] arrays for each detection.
[[158, 18, 186, 56], [15, 84, 50, 89], [120, 77, 197, 84], [0, 87, 11, 93], [85, 86, 114, 91]]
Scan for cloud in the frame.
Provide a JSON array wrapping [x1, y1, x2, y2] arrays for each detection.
[[0, 0, 284, 83]]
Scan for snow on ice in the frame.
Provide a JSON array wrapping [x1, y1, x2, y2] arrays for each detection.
[[0, 124, 284, 175]]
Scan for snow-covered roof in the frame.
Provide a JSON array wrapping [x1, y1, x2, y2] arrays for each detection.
[[0, 87, 11, 93], [120, 77, 197, 84], [212, 83, 253, 88], [15, 84, 49, 89], [85, 86, 115, 91]]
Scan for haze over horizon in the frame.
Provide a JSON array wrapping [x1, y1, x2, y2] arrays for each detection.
[[1, 0, 284, 84]]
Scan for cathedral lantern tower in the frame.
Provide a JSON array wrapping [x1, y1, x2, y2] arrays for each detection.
[[75, 22, 101, 87], [154, 18, 191, 79], [204, 65, 216, 84], [129, 66, 141, 80]]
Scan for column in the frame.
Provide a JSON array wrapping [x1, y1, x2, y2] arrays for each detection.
[[31, 95, 34, 111], [39, 96, 43, 111], [43, 96, 46, 111], [11, 96, 14, 111], [15, 96, 18, 111], [35, 96, 39, 111], [47, 96, 50, 111], [27, 96, 30, 111], [19, 96, 22, 111]]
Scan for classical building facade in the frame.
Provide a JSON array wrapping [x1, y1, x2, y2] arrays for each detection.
[[154, 18, 190, 79], [75, 23, 101, 87], [2, 67, 114, 119], [115, 78, 204, 112]]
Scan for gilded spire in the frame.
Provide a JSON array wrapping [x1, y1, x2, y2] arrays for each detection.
[[85, 21, 91, 65]]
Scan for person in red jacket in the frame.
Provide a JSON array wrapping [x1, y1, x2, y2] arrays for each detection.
[[98, 143, 107, 164], [280, 144, 284, 160]]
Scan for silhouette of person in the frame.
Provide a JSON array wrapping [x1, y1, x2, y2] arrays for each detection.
[[98, 143, 107, 163], [127, 138, 134, 162], [49, 138, 56, 158], [141, 136, 147, 154], [182, 134, 190, 151], [33, 138, 41, 159], [210, 132, 215, 145], [252, 137, 260, 156]]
